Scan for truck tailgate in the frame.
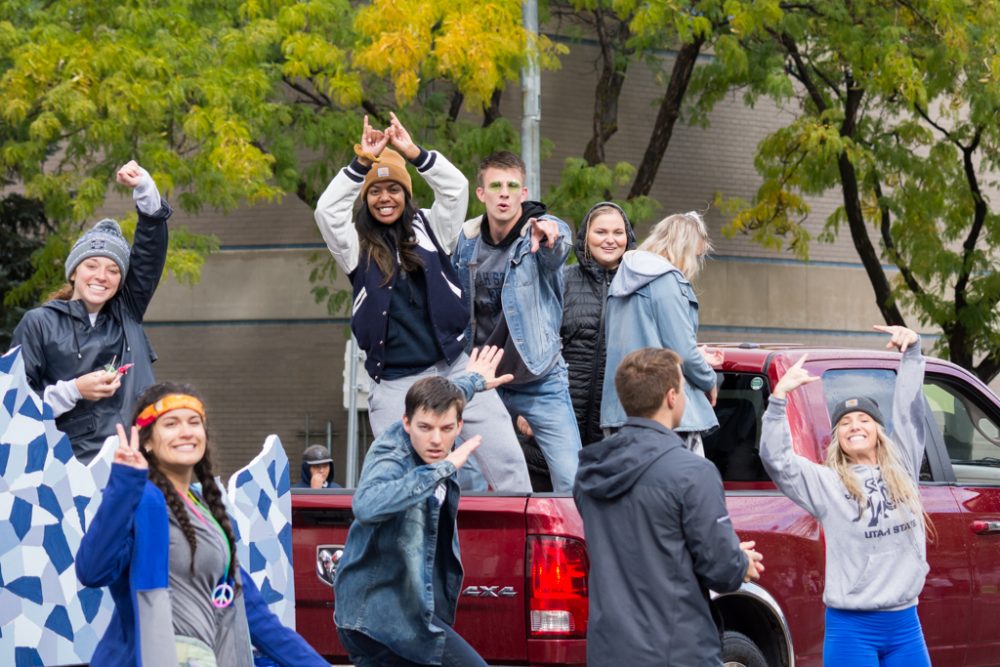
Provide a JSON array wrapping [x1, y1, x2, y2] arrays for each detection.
[[452, 495, 531, 663], [292, 492, 532, 663]]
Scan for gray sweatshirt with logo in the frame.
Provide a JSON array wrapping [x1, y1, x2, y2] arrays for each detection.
[[759, 342, 928, 611]]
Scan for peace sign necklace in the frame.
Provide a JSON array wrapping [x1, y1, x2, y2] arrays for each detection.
[[183, 490, 235, 609]]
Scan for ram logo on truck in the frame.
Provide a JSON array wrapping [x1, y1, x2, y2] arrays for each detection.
[[462, 585, 517, 598]]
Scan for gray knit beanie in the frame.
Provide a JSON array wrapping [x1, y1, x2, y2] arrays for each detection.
[[64, 219, 131, 281]]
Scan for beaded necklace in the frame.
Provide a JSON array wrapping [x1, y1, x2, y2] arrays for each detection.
[[183, 489, 235, 608]]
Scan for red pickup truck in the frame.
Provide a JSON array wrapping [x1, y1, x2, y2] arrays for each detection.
[[291, 344, 1000, 666]]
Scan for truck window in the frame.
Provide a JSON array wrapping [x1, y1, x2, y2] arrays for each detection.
[[923, 378, 1000, 485], [821, 369, 897, 434], [703, 372, 771, 482], [823, 368, 932, 481]]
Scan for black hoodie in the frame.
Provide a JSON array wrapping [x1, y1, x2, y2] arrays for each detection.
[[573, 417, 748, 666]]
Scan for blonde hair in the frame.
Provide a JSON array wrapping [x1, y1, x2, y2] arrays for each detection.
[[46, 283, 74, 302], [637, 211, 712, 279], [824, 425, 930, 535]]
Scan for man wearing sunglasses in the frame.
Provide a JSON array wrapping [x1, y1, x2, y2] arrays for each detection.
[[452, 151, 582, 492]]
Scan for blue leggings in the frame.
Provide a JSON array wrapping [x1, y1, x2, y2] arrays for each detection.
[[824, 606, 931, 667]]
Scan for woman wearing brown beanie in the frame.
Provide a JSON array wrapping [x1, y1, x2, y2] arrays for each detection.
[[314, 113, 529, 492]]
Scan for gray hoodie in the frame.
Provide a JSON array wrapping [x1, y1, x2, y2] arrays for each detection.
[[759, 343, 929, 611]]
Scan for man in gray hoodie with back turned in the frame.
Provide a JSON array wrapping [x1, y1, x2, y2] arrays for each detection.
[[574, 348, 764, 666]]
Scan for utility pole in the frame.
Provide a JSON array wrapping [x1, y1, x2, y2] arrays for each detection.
[[521, 0, 541, 198]]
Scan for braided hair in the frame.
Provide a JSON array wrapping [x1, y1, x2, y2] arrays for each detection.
[[133, 382, 239, 586]]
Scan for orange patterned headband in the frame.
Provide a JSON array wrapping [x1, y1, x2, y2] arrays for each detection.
[[135, 394, 205, 428]]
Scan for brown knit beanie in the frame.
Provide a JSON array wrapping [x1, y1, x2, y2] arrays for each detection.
[[360, 148, 412, 198]]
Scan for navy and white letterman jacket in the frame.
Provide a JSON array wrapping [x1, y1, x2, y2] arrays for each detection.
[[314, 148, 470, 381]]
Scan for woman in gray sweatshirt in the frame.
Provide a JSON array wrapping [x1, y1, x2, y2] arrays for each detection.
[[760, 325, 931, 667]]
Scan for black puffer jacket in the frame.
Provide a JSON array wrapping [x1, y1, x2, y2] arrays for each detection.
[[560, 203, 636, 445], [11, 202, 171, 463]]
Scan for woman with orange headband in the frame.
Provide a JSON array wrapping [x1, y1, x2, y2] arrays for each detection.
[[75, 382, 329, 667]]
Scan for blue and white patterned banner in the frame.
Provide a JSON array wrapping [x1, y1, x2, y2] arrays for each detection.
[[227, 434, 296, 630]]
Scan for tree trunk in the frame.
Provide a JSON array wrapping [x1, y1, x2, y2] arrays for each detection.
[[628, 37, 704, 199], [583, 18, 631, 166], [583, 64, 626, 166], [449, 90, 464, 122], [483, 89, 503, 127], [836, 86, 906, 327]]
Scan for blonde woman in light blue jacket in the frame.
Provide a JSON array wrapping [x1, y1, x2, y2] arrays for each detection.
[[600, 212, 721, 454]]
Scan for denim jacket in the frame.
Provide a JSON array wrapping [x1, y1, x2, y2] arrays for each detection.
[[333, 372, 484, 664], [600, 250, 719, 433], [452, 213, 572, 376]]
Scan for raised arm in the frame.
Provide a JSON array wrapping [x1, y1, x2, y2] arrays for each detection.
[[75, 464, 146, 587], [876, 325, 926, 478], [118, 161, 171, 320], [314, 116, 390, 275], [385, 112, 468, 250], [759, 354, 837, 518]]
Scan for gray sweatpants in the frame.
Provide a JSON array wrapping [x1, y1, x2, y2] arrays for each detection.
[[366, 354, 532, 493]]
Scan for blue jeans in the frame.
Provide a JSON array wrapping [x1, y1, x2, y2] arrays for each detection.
[[824, 606, 930, 667], [338, 619, 487, 667], [497, 367, 582, 492]]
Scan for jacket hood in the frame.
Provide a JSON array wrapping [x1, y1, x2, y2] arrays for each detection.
[[573, 201, 637, 280], [43, 298, 96, 321], [607, 250, 684, 298], [479, 200, 548, 248], [575, 419, 680, 500]]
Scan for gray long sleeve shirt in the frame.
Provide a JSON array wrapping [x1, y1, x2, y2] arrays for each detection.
[[759, 343, 929, 611]]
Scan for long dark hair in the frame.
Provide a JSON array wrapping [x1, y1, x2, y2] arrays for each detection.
[[133, 382, 239, 584], [356, 193, 424, 285]]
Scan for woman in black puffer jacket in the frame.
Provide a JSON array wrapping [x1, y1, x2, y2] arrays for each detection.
[[560, 202, 636, 445]]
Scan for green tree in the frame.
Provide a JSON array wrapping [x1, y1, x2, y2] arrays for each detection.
[[544, 1, 763, 206], [0, 194, 50, 349], [0, 0, 569, 314], [708, 0, 1000, 382]]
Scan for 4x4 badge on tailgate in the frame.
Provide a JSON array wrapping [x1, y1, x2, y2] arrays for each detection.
[[462, 585, 517, 598]]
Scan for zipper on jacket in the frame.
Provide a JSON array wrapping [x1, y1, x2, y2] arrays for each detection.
[[467, 251, 479, 346], [583, 271, 610, 443]]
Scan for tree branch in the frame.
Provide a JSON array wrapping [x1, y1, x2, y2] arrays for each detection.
[[627, 35, 704, 198], [776, 32, 828, 112], [874, 176, 925, 299], [281, 76, 333, 109], [913, 102, 961, 147]]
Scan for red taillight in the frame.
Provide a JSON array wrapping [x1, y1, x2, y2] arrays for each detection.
[[527, 536, 589, 637]]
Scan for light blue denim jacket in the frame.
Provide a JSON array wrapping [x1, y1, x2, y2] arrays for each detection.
[[452, 212, 572, 376], [600, 250, 719, 433], [333, 372, 484, 664]]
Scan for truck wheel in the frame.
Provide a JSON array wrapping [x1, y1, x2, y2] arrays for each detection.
[[722, 630, 768, 667]]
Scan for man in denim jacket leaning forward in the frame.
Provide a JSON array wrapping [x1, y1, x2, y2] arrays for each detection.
[[333, 346, 512, 667], [452, 151, 582, 492]]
